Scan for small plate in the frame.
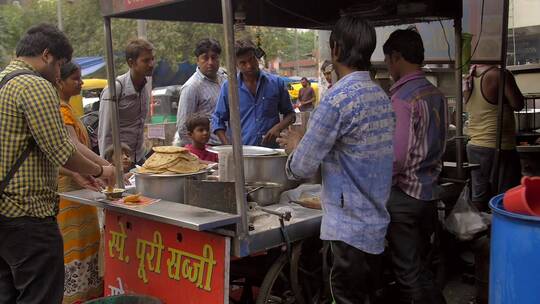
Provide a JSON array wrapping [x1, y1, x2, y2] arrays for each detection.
[[101, 188, 126, 200]]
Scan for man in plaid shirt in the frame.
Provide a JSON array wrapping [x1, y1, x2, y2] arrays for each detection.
[[0, 24, 115, 303]]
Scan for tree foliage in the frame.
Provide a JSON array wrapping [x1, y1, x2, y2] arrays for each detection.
[[1, 0, 315, 72]]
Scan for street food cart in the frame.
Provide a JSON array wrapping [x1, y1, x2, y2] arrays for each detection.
[[58, 0, 508, 303]]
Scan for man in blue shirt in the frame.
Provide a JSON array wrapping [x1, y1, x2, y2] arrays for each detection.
[[211, 40, 295, 147], [278, 16, 395, 303]]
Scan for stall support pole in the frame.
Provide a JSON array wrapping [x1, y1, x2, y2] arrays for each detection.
[[221, 0, 249, 242], [454, 18, 464, 178], [104, 17, 125, 188], [494, 0, 510, 193]]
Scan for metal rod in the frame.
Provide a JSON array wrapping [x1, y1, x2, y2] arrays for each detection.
[[137, 20, 147, 39], [104, 17, 125, 188], [221, 0, 248, 240], [56, 0, 63, 31], [493, 0, 510, 193], [454, 18, 464, 178]]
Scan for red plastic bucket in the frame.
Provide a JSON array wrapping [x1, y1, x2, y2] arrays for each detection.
[[503, 176, 540, 216]]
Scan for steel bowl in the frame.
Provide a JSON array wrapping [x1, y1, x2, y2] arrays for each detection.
[[246, 182, 283, 206], [101, 188, 126, 200], [134, 171, 208, 203]]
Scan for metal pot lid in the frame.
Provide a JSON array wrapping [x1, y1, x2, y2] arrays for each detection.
[[134, 168, 209, 177], [208, 145, 279, 156]]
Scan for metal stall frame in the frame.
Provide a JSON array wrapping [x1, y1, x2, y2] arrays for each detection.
[[99, 0, 467, 256]]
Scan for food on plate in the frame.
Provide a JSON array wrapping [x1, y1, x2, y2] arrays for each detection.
[[137, 146, 207, 174], [123, 193, 141, 203], [103, 187, 124, 193], [143, 153, 182, 169], [167, 159, 206, 174], [152, 146, 188, 154], [297, 196, 321, 210]]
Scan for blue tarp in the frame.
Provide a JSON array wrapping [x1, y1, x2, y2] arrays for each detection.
[[73, 56, 106, 76], [72, 56, 196, 87]]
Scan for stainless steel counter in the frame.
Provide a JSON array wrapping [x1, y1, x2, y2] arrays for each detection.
[[60, 189, 240, 231], [234, 202, 322, 256], [60, 189, 323, 257]]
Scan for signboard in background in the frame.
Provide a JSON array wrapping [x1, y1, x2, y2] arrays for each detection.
[[147, 124, 166, 139], [372, 20, 455, 62], [104, 210, 230, 304], [101, 0, 176, 15], [372, 0, 504, 63]]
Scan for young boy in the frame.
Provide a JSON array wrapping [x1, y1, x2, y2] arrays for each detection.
[[185, 116, 219, 163], [104, 143, 134, 173]]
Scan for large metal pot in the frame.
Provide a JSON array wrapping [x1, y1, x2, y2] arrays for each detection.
[[246, 182, 283, 206], [216, 146, 321, 191], [134, 171, 208, 203], [242, 154, 299, 191]]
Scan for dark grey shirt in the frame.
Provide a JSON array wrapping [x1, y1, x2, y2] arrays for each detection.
[[98, 71, 151, 162]]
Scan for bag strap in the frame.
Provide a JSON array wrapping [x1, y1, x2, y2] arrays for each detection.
[[0, 69, 39, 196]]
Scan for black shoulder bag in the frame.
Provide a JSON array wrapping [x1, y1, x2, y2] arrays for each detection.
[[0, 70, 39, 197]]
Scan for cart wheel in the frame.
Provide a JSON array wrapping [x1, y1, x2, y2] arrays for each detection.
[[256, 251, 293, 304], [256, 240, 325, 304]]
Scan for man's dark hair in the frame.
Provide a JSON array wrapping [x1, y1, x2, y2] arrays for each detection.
[[329, 16, 375, 70], [125, 38, 154, 62], [194, 38, 222, 57], [15, 23, 73, 61], [383, 28, 424, 65], [186, 116, 210, 133], [234, 40, 256, 58], [59, 62, 80, 80], [320, 60, 332, 72]]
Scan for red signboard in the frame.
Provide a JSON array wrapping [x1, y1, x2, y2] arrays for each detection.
[[104, 210, 229, 303], [123, 0, 173, 10]]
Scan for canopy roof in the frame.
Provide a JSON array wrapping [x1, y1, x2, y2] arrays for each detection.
[[100, 0, 462, 28]]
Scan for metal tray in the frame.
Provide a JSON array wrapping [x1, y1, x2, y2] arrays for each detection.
[[208, 145, 279, 156]]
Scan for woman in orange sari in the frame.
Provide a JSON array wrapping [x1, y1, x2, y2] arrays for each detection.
[[56, 62, 111, 303]]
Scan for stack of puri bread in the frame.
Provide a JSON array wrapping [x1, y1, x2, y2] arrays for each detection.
[[137, 146, 207, 174]]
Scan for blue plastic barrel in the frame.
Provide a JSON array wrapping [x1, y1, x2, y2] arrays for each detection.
[[489, 194, 540, 304]]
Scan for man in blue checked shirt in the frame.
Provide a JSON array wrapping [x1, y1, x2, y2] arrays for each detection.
[[278, 16, 395, 304], [211, 40, 295, 148]]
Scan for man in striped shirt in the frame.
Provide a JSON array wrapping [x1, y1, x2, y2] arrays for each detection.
[[383, 29, 448, 304], [176, 38, 227, 146]]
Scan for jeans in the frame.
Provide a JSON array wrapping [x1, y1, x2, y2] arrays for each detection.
[[0, 215, 64, 304], [386, 187, 446, 304], [329, 240, 383, 304], [466, 144, 521, 210]]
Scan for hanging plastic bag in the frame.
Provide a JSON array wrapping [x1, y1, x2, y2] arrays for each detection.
[[445, 185, 489, 241]]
